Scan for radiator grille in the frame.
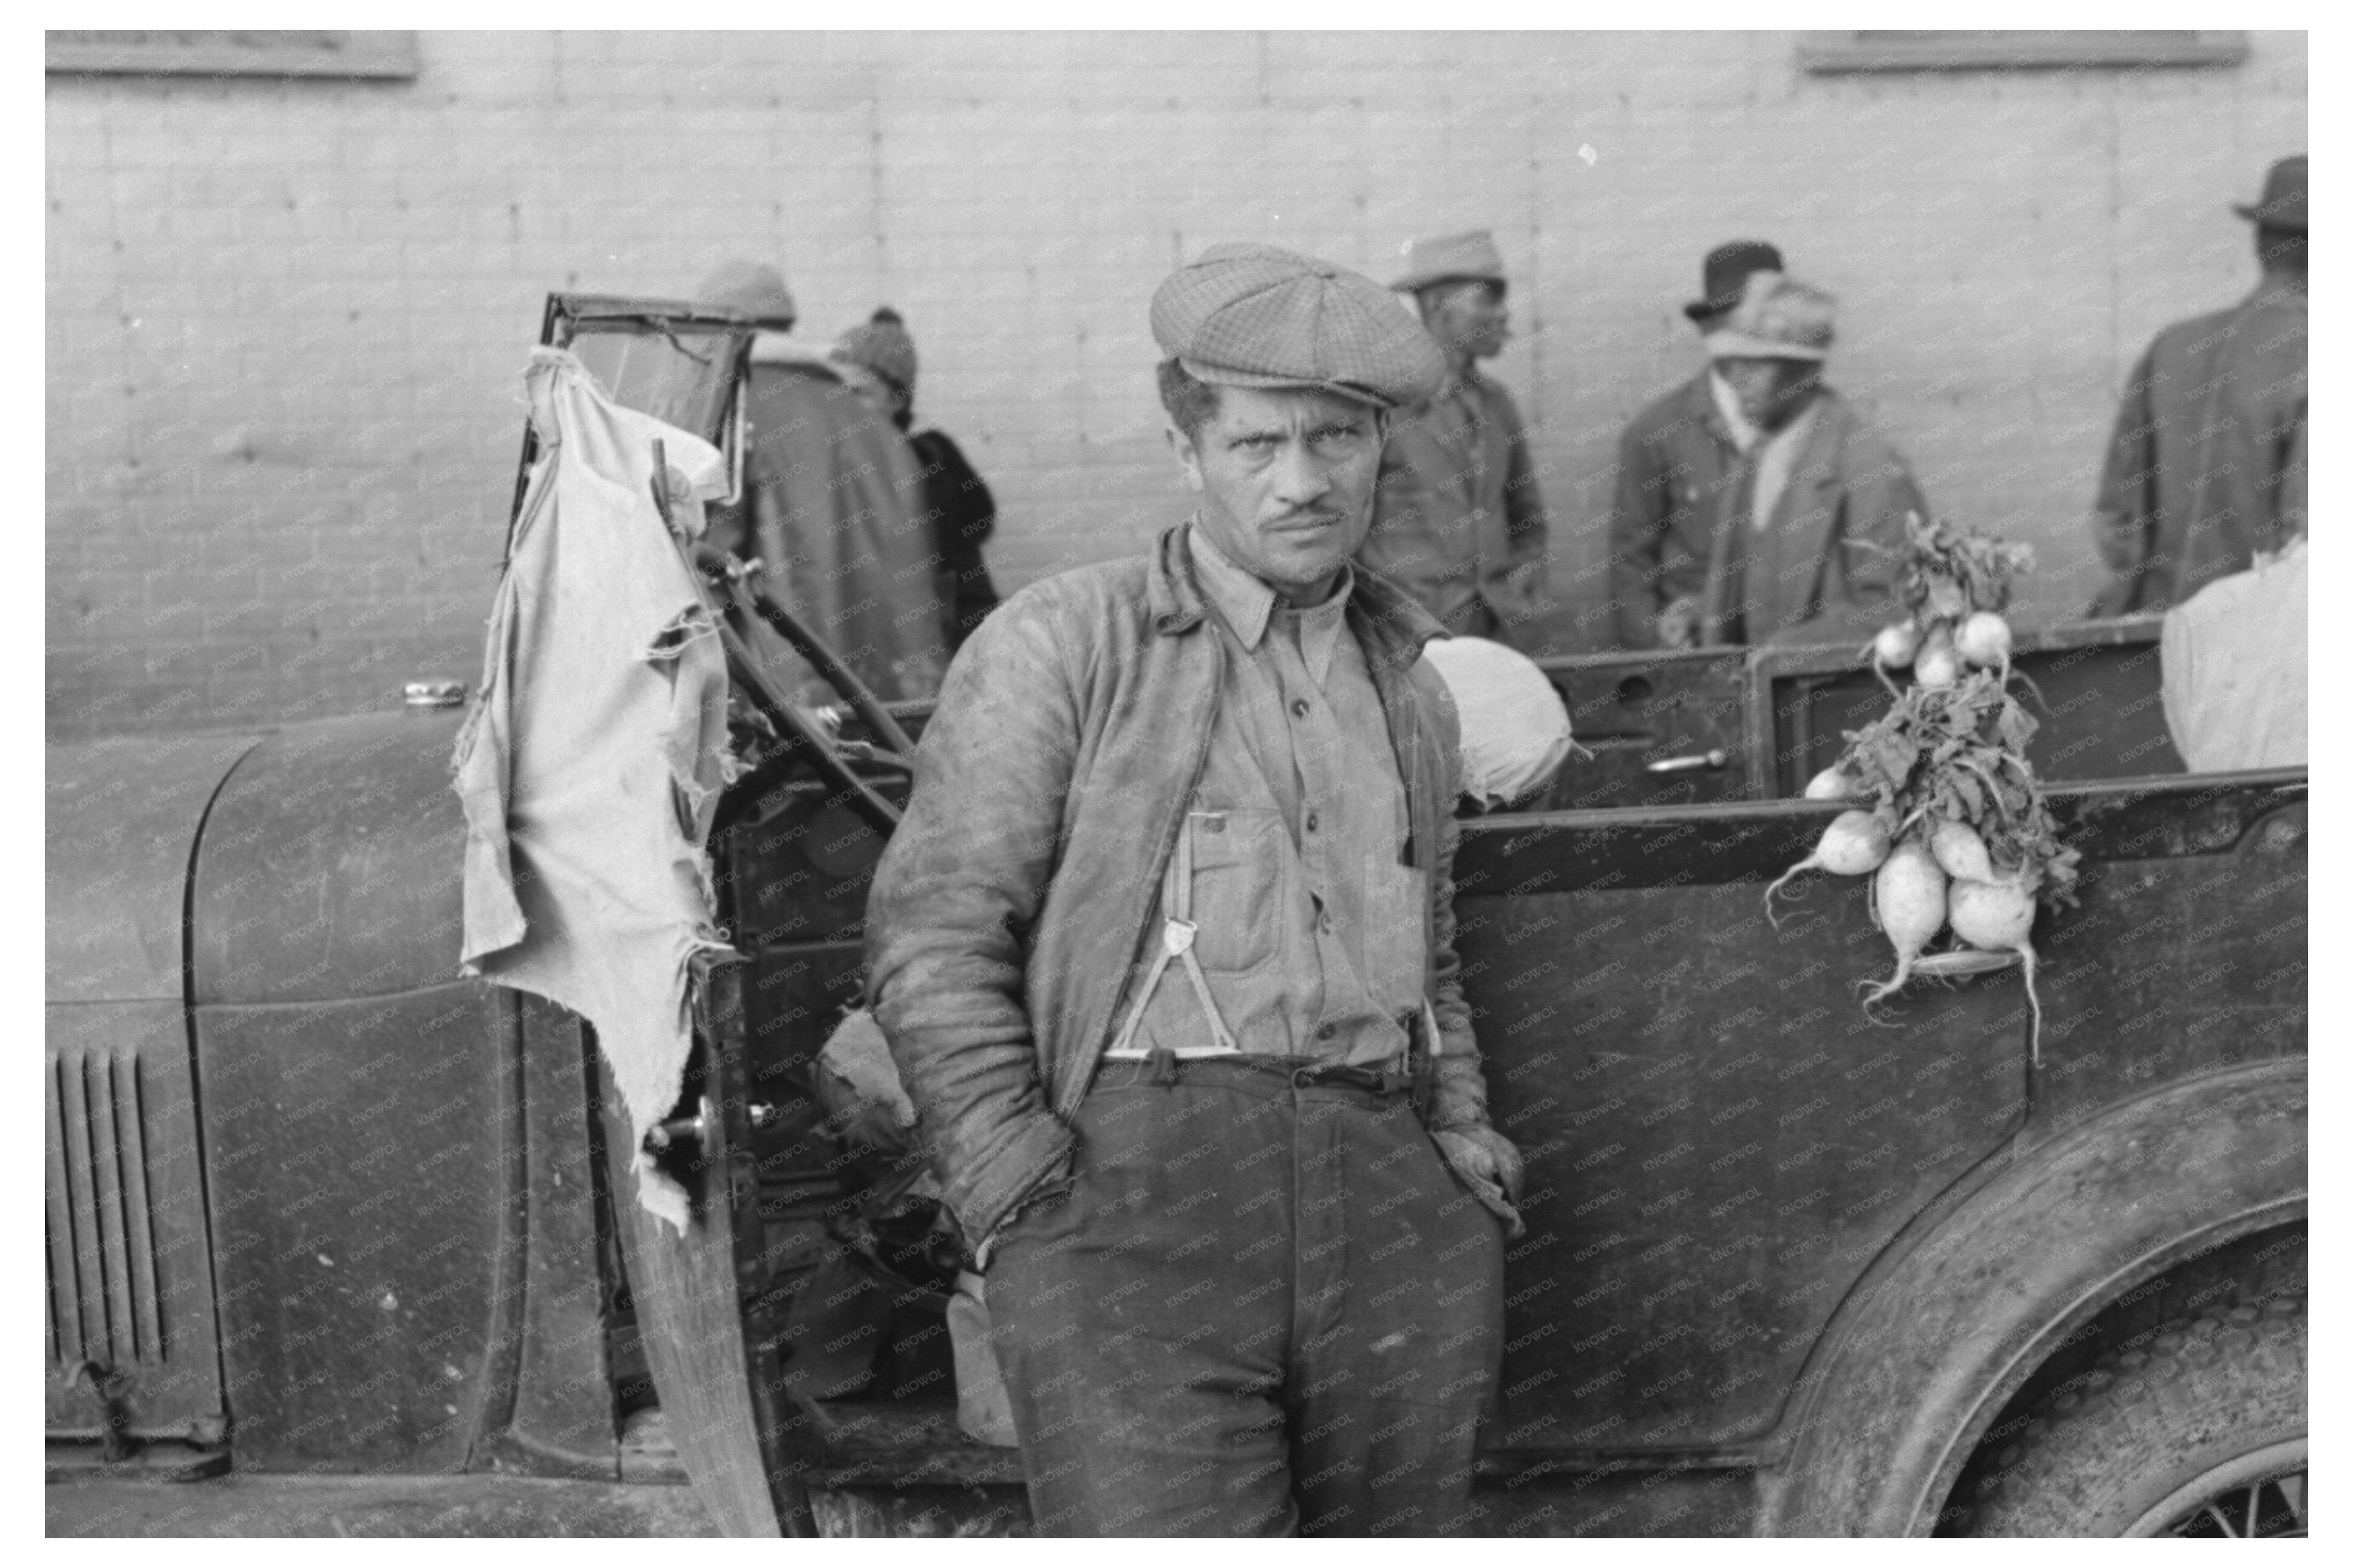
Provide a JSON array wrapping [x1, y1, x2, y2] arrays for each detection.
[[46, 1049, 167, 1370]]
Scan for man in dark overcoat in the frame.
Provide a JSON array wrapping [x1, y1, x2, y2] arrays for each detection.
[[2089, 155, 2307, 615]]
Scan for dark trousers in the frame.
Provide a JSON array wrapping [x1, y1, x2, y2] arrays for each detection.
[[986, 1057, 1506, 1536]]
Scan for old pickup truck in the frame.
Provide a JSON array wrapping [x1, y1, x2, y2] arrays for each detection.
[[46, 298, 2305, 1538]]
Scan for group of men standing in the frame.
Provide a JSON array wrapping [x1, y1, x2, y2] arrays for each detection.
[[1331, 223, 1933, 654], [1357, 152, 2310, 653], [1605, 154, 2308, 642], [694, 152, 2308, 716]]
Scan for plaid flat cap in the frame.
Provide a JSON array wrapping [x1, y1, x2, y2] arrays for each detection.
[[1392, 230, 1508, 293], [1151, 242, 1443, 409]]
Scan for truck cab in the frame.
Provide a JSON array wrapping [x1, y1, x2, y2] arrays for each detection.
[[47, 299, 2304, 1538]]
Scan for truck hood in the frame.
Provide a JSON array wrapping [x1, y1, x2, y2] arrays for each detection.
[[47, 731, 266, 1003], [49, 710, 473, 1007], [189, 709, 470, 1005]]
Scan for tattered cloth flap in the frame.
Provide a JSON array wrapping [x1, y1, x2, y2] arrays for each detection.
[[2160, 537, 2308, 772], [452, 345, 739, 1231]]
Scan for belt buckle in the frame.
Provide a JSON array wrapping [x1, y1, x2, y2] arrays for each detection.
[[1291, 1060, 1403, 1095]]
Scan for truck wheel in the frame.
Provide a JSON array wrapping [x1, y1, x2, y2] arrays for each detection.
[[1957, 1297, 2305, 1538]]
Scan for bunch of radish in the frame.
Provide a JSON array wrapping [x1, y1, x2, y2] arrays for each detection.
[[1781, 517, 2075, 1063], [1863, 511, 2035, 694]]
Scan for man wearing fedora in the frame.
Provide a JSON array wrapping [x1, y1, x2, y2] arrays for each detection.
[[2089, 154, 2308, 616], [1678, 272, 1927, 647], [867, 242, 1521, 1536], [1604, 240, 1785, 649], [1355, 230, 1552, 649]]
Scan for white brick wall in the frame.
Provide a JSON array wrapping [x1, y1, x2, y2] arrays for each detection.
[[46, 30, 2307, 737]]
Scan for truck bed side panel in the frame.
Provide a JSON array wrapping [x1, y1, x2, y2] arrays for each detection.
[[1453, 774, 2304, 1457]]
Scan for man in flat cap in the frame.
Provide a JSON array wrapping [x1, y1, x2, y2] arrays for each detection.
[[694, 262, 950, 706], [2089, 154, 2307, 615], [1680, 273, 1927, 646], [1604, 240, 1785, 648], [867, 242, 1522, 1536], [1356, 230, 1552, 648]]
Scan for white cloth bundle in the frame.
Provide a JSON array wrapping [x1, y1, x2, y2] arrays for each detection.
[[1421, 635, 1574, 808], [2160, 537, 2307, 772]]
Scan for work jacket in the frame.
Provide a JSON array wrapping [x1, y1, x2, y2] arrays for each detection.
[[1698, 389, 1924, 647], [1606, 370, 1750, 647], [864, 523, 1499, 1249], [1358, 368, 1550, 638], [2090, 284, 2308, 616]]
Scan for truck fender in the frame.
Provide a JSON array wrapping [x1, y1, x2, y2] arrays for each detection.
[[1757, 1057, 2306, 1537]]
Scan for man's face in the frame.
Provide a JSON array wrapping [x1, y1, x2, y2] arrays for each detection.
[[1716, 355, 1825, 431], [1419, 279, 1510, 360], [1170, 384, 1386, 604]]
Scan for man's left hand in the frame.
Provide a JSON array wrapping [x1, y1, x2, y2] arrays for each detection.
[[1433, 1125, 1525, 1205]]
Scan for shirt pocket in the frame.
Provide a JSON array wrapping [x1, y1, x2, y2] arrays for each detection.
[[1183, 808, 1285, 975]]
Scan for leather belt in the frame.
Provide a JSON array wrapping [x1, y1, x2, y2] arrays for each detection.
[[1096, 1051, 1413, 1097]]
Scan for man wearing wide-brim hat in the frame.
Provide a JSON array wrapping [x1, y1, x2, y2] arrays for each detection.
[[1684, 272, 1930, 647], [1356, 229, 1552, 647], [867, 242, 1521, 1536], [2090, 154, 2308, 615], [1604, 239, 1786, 648]]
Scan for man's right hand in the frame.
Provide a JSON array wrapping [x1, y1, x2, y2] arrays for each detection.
[[1655, 595, 1702, 649]]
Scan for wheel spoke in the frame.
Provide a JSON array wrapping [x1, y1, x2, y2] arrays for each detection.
[[2253, 1473, 2308, 1538], [2200, 1501, 2240, 1538]]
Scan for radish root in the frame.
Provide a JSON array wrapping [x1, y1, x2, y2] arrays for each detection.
[[1763, 862, 1815, 929], [2015, 941, 2042, 1066], [1859, 955, 1916, 1011]]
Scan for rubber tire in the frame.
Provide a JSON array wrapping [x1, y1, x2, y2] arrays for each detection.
[[1956, 1295, 2305, 1536]]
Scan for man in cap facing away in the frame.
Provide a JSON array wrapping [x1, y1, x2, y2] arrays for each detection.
[[866, 242, 1521, 1536], [1356, 230, 1552, 647], [2089, 154, 2307, 616], [1604, 240, 1784, 648], [1683, 273, 1927, 646], [832, 307, 1004, 651]]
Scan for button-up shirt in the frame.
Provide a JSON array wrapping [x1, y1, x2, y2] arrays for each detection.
[[1125, 527, 1427, 1066]]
